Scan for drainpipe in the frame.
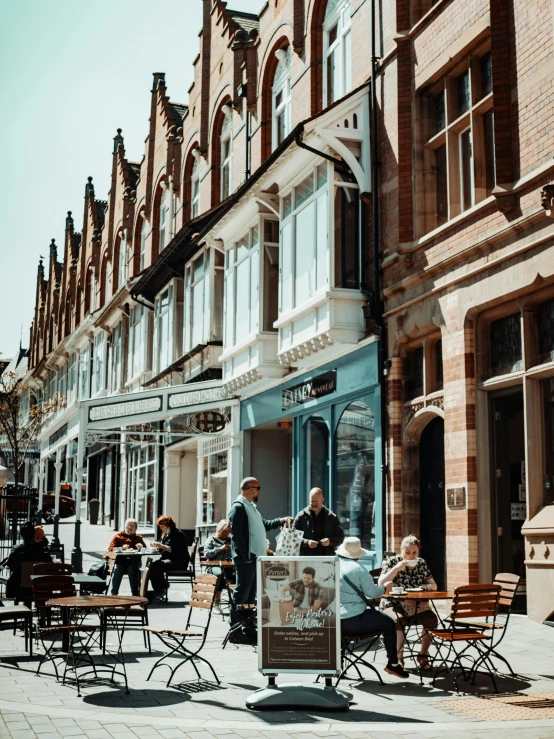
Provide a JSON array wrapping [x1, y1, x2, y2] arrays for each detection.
[[370, 0, 386, 555]]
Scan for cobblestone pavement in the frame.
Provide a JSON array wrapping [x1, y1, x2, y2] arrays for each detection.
[[0, 519, 553, 738]]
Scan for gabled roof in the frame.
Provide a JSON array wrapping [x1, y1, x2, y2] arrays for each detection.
[[229, 10, 260, 36]]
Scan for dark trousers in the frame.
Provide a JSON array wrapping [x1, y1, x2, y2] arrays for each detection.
[[111, 558, 141, 596], [341, 608, 398, 664], [230, 560, 256, 625], [150, 559, 181, 594]]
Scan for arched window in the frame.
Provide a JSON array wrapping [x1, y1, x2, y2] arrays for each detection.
[[117, 233, 127, 288], [139, 217, 147, 271], [272, 47, 292, 150], [323, 0, 352, 106], [158, 185, 170, 253], [220, 107, 233, 201], [191, 154, 201, 218], [335, 400, 375, 548]]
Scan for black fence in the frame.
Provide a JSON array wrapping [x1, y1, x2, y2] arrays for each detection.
[[0, 486, 39, 563]]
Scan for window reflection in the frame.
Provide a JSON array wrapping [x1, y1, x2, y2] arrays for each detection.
[[335, 401, 375, 549]]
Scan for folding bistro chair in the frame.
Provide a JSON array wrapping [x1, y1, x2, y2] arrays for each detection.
[[0, 597, 32, 655], [101, 558, 153, 653], [166, 535, 199, 592], [33, 563, 73, 577], [335, 629, 384, 686], [429, 584, 501, 692], [32, 575, 101, 695], [144, 573, 219, 687]]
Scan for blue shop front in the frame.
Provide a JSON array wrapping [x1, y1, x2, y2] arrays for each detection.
[[240, 340, 383, 563]]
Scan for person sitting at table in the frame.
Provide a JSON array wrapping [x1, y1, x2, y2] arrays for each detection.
[[107, 518, 146, 596], [378, 534, 438, 671], [148, 516, 190, 603], [338, 536, 409, 679], [34, 525, 50, 553], [5, 520, 52, 604], [203, 519, 236, 603]]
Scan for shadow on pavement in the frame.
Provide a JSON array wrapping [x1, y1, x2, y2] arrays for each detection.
[[83, 687, 191, 707]]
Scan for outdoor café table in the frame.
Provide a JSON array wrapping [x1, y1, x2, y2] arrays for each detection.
[[380, 589, 455, 682], [46, 594, 147, 694]]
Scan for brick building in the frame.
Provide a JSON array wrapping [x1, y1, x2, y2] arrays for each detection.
[[22, 0, 554, 622]]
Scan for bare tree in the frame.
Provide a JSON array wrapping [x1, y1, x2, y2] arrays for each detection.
[[0, 366, 64, 540]]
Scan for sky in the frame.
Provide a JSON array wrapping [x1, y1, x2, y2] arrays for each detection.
[[0, 0, 264, 359]]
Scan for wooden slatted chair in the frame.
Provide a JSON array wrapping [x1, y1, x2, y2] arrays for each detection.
[[143, 573, 219, 687], [101, 558, 153, 653], [33, 563, 72, 577], [0, 597, 32, 655], [448, 573, 520, 676], [429, 584, 501, 692]]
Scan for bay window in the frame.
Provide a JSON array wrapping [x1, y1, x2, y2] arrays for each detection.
[[154, 280, 182, 373], [92, 332, 106, 395], [184, 249, 223, 352], [128, 305, 145, 381], [220, 111, 233, 201], [272, 48, 292, 150], [48, 370, 58, 401], [225, 226, 260, 347], [324, 0, 352, 107], [280, 163, 329, 314], [58, 363, 67, 403]]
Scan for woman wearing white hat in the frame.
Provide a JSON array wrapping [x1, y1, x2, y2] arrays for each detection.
[[338, 536, 409, 679]]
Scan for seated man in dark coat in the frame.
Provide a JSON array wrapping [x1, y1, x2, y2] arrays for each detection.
[[293, 488, 345, 556], [6, 520, 52, 604]]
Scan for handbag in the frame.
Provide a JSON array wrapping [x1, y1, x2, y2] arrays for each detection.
[[275, 521, 304, 556]]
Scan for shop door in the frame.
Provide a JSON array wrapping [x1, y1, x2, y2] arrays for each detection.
[[419, 417, 446, 589], [491, 390, 525, 578]]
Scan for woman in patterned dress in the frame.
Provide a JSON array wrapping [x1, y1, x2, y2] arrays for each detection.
[[378, 534, 438, 669]]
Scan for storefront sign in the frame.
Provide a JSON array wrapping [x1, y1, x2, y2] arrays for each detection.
[[188, 411, 227, 434], [88, 396, 163, 422], [168, 386, 231, 409], [281, 371, 337, 411], [49, 424, 68, 448], [257, 556, 340, 675]]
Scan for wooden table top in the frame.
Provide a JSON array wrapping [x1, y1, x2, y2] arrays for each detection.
[[199, 560, 234, 567], [105, 550, 158, 557], [47, 595, 148, 609], [381, 589, 454, 600]]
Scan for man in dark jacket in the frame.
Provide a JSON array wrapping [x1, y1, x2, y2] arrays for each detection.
[[6, 521, 52, 604], [228, 477, 291, 631], [293, 488, 345, 556]]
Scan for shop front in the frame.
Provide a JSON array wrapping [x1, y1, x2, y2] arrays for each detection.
[[240, 340, 382, 560]]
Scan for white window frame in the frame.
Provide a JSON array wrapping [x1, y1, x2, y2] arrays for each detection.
[[154, 283, 175, 373], [323, 0, 352, 107], [459, 126, 474, 212], [109, 322, 123, 394], [224, 224, 261, 349], [272, 48, 292, 150], [220, 110, 233, 201], [279, 163, 330, 315], [191, 156, 201, 219]]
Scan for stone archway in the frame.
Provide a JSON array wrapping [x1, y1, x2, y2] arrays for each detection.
[[402, 408, 446, 586]]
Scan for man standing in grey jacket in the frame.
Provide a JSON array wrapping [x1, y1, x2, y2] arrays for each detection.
[[228, 477, 292, 634]]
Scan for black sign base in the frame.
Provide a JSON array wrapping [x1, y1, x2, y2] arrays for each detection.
[[246, 681, 349, 711]]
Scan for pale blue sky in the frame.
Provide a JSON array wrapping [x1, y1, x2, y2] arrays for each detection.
[[0, 0, 263, 358]]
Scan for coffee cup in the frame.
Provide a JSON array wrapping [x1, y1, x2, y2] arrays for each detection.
[[391, 586, 404, 594], [115, 547, 122, 552], [407, 559, 418, 567]]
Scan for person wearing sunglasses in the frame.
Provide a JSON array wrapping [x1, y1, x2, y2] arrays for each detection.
[[227, 477, 292, 642]]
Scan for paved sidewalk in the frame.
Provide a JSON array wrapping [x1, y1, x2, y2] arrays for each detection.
[[0, 519, 552, 738]]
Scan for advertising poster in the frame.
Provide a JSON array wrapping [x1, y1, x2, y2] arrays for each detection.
[[257, 556, 340, 674]]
